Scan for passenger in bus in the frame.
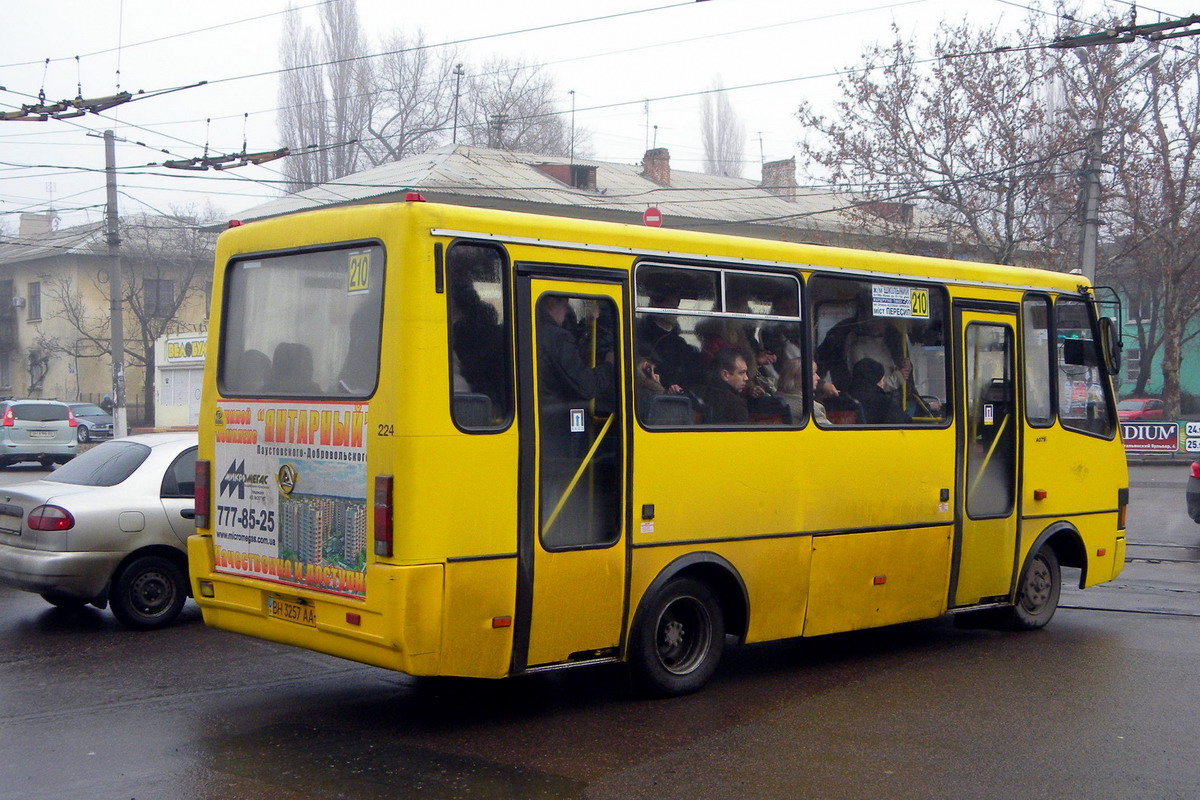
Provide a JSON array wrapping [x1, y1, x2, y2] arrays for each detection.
[[849, 357, 910, 424], [232, 349, 270, 393], [697, 347, 750, 424], [845, 318, 910, 392], [636, 294, 704, 392], [451, 281, 509, 410], [774, 357, 807, 423], [816, 292, 909, 393], [635, 357, 681, 406], [538, 295, 615, 411], [268, 342, 321, 395]]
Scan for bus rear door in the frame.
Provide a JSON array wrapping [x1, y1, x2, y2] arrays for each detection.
[[515, 275, 627, 670], [953, 307, 1020, 606]]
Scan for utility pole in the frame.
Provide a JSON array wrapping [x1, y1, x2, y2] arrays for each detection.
[[1080, 126, 1103, 283], [452, 63, 464, 144], [103, 130, 127, 438], [568, 89, 576, 164]]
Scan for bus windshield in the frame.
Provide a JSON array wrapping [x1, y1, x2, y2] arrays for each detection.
[[220, 245, 384, 398]]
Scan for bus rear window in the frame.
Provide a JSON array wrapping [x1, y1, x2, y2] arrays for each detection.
[[220, 245, 384, 398]]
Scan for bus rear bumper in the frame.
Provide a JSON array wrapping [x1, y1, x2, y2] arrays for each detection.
[[187, 535, 444, 676]]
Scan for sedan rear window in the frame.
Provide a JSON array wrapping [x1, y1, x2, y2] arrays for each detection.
[[71, 404, 106, 416], [50, 440, 151, 486], [11, 404, 69, 422]]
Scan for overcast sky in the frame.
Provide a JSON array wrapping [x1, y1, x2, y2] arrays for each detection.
[[0, 0, 1167, 230]]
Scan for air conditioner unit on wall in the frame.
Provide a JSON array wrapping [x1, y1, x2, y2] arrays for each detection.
[[10, 297, 24, 309]]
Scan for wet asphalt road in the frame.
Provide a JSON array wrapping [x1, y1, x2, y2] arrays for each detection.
[[0, 463, 1197, 800]]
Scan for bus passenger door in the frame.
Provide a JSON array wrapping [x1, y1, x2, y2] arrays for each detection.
[[515, 276, 627, 670], [952, 309, 1020, 607]]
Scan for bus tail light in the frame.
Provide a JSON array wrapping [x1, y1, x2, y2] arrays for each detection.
[[195, 460, 211, 529], [374, 475, 394, 557], [1117, 487, 1128, 530]]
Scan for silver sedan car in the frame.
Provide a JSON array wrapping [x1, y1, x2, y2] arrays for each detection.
[[0, 432, 197, 630]]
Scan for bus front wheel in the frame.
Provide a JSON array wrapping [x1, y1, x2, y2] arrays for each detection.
[[1007, 545, 1061, 630], [629, 577, 724, 697]]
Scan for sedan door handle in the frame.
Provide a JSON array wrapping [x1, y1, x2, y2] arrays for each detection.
[[180, 508, 196, 520]]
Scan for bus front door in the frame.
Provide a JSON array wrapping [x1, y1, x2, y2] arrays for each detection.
[[516, 277, 627, 670], [953, 309, 1020, 607]]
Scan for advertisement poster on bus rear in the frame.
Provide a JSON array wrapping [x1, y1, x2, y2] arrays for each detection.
[[213, 400, 368, 597]]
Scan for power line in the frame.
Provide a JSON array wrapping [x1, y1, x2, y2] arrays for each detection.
[[0, 1, 339, 69]]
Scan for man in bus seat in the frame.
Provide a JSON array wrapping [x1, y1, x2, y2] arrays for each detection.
[[233, 349, 270, 394], [697, 347, 750, 424], [848, 357, 910, 425], [636, 289, 704, 393], [816, 290, 909, 393], [268, 342, 321, 395]]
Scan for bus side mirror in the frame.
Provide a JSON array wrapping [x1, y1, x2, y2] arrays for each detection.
[[1099, 317, 1122, 375]]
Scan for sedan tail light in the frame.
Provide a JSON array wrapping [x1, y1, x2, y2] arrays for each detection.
[[28, 505, 74, 531], [1191, 462, 1200, 479], [1, 407, 12, 427], [67, 409, 78, 428]]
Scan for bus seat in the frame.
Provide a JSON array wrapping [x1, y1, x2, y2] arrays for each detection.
[[646, 394, 693, 426], [826, 409, 858, 425], [452, 393, 493, 427]]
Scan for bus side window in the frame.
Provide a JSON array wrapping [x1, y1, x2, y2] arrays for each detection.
[[809, 275, 949, 427], [447, 243, 513, 430]]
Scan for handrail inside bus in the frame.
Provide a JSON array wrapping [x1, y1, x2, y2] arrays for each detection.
[[967, 413, 1010, 499], [542, 413, 616, 536]]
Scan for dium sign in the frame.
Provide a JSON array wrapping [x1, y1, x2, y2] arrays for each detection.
[[1120, 421, 1180, 452]]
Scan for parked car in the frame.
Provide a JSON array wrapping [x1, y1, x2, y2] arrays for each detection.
[[68, 402, 115, 443], [0, 432, 197, 629], [1188, 461, 1200, 523], [0, 399, 78, 468], [1118, 397, 1166, 421]]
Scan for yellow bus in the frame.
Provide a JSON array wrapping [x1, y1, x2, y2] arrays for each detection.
[[189, 199, 1128, 696]]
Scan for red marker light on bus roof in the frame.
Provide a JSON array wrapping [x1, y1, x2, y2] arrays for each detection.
[[228, 219, 244, 228], [405, 192, 426, 202]]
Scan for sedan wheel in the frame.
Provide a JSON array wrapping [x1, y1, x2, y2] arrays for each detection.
[[77, 426, 90, 443], [110, 555, 187, 630]]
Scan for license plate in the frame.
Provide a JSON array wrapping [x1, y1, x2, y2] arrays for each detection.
[[27, 430, 54, 439], [267, 596, 316, 626]]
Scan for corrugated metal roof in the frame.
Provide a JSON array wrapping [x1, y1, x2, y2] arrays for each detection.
[[233, 145, 880, 235], [0, 221, 105, 266]]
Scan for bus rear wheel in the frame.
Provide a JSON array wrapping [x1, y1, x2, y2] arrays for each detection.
[[629, 577, 724, 697], [1006, 545, 1061, 630]]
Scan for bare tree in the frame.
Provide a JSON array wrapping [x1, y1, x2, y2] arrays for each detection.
[[277, 1, 371, 190], [797, 19, 1080, 267], [1097, 47, 1200, 415], [359, 31, 459, 165], [700, 79, 745, 178], [37, 205, 219, 426], [461, 57, 575, 155]]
